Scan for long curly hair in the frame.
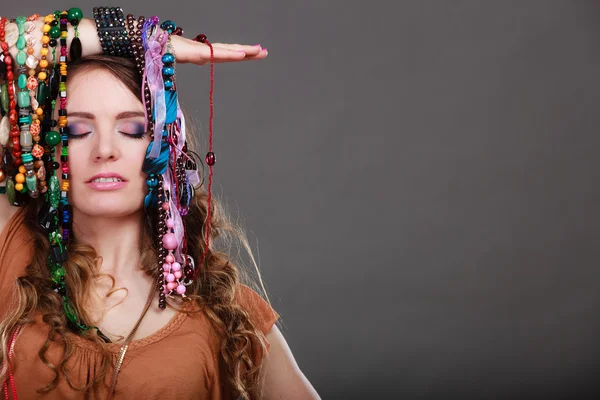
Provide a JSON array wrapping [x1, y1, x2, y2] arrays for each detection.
[[0, 55, 272, 399]]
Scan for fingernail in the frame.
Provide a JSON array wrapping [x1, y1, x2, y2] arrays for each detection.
[[262, 47, 268, 52], [253, 44, 261, 47]]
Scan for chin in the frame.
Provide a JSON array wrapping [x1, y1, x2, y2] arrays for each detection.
[[72, 191, 144, 218]]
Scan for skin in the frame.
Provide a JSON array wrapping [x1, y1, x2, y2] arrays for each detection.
[[0, 16, 319, 399]]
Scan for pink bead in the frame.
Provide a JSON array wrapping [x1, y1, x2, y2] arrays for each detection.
[[176, 284, 186, 295], [166, 218, 174, 229], [162, 233, 178, 250], [62, 166, 69, 174], [162, 285, 169, 294], [174, 271, 182, 279], [166, 273, 175, 282], [162, 263, 171, 272], [162, 202, 170, 211], [165, 254, 174, 264], [167, 282, 177, 291], [162, 271, 168, 277], [171, 262, 181, 272]]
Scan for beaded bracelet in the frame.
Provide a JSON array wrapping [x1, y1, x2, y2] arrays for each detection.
[[93, 6, 131, 57]]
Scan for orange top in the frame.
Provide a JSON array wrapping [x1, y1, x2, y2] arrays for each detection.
[[0, 208, 279, 399]]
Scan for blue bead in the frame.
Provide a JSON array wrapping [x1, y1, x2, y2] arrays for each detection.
[[160, 20, 176, 34], [147, 175, 158, 188], [164, 79, 174, 90], [162, 53, 175, 64], [162, 66, 175, 77]]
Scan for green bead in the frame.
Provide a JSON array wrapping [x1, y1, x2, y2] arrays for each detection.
[[16, 51, 26, 66], [37, 82, 48, 105], [61, 147, 68, 156], [26, 174, 36, 192], [18, 74, 27, 89], [16, 36, 26, 51], [6, 180, 15, 205], [49, 25, 61, 40], [49, 175, 59, 208], [67, 8, 83, 24], [59, 82, 66, 92], [1, 83, 8, 113], [64, 301, 77, 323], [15, 16, 26, 25], [17, 90, 30, 108], [45, 130, 61, 146]]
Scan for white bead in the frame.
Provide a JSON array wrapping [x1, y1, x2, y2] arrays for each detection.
[[0, 116, 9, 146], [26, 55, 39, 69], [5, 23, 18, 47]]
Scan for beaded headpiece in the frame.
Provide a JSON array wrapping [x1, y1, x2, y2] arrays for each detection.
[[0, 9, 217, 337]]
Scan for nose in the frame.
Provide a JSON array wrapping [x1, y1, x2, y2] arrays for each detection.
[[90, 129, 122, 162]]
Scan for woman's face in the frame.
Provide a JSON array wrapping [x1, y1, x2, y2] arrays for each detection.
[[62, 68, 151, 218]]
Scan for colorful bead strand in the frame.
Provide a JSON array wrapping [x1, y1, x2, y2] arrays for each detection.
[[1, 18, 21, 171]]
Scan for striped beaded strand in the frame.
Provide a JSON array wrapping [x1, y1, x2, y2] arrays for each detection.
[[57, 11, 71, 242]]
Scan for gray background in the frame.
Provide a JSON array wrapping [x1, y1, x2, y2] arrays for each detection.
[[5, 0, 600, 398]]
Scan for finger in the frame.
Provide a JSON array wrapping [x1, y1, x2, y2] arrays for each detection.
[[171, 35, 245, 64], [237, 48, 269, 62], [210, 43, 263, 56]]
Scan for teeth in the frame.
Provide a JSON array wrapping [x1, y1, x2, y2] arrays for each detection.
[[92, 177, 123, 183]]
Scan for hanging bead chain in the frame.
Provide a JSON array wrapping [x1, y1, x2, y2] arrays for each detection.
[[192, 33, 217, 280], [15, 15, 40, 198], [0, 17, 15, 193], [23, 15, 43, 198]]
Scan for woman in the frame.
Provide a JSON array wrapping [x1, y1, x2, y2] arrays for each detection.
[[0, 10, 319, 400]]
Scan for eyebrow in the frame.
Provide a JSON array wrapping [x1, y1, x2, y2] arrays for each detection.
[[68, 111, 146, 120]]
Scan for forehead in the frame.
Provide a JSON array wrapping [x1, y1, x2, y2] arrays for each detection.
[[66, 68, 143, 116]]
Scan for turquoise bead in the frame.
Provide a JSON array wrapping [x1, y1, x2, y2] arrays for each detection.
[[19, 115, 32, 125], [16, 36, 26, 50], [16, 51, 26, 66], [18, 74, 27, 89], [25, 174, 36, 192], [164, 79, 174, 90], [17, 91, 30, 107], [162, 66, 175, 77]]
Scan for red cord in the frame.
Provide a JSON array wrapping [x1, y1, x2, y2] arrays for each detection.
[[191, 35, 215, 280], [2, 326, 21, 399]]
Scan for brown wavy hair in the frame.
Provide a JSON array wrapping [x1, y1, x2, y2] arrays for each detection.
[[0, 55, 272, 399]]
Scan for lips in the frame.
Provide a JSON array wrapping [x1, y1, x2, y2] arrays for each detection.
[[86, 172, 127, 183]]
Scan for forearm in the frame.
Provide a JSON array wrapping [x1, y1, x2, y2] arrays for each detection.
[[4, 15, 101, 64]]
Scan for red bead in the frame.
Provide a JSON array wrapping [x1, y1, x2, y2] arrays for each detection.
[[193, 34, 207, 43], [11, 137, 19, 148], [205, 152, 215, 166], [3, 54, 11, 65], [9, 100, 15, 109], [6, 71, 13, 81], [9, 112, 17, 125], [174, 27, 183, 36]]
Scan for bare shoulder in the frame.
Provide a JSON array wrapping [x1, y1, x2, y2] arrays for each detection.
[[0, 193, 18, 235], [259, 325, 321, 400]]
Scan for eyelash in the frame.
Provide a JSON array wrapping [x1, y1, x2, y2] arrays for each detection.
[[66, 131, 147, 140]]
